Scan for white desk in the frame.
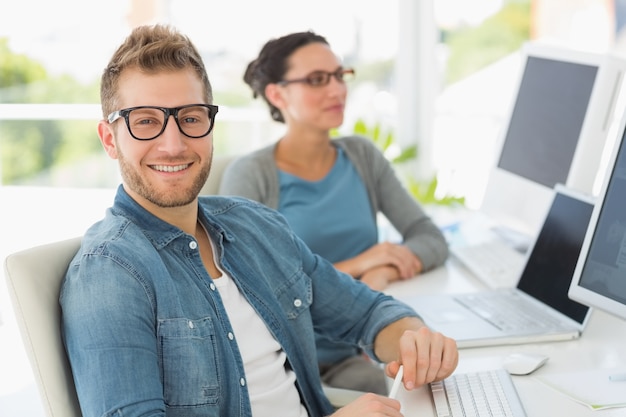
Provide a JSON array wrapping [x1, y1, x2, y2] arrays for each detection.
[[385, 259, 626, 416]]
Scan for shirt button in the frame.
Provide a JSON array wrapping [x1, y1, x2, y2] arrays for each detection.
[[228, 332, 234, 340], [188, 321, 194, 329], [189, 241, 198, 250], [293, 299, 302, 308], [240, 378, 246, 387], [210, 283, 216, 291]]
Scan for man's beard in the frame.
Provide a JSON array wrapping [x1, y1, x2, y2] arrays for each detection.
[[117, 150, 211, 208]]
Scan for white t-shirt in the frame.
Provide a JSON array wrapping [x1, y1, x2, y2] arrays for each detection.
[[210, 239, 308, 417]]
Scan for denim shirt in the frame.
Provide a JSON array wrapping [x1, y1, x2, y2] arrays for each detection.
[[61, 185, 419, 417]]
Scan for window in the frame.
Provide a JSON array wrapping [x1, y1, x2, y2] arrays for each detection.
[[0, 0, 400, 188]]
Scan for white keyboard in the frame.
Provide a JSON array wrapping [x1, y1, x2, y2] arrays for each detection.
[[451, 241, 526, 288], [430, 369, 527, 417]]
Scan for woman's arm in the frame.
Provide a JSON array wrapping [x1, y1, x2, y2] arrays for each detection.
[[339, 137, 449, 272]]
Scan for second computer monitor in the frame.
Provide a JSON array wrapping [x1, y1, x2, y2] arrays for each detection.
[[480, 42, 625, 237]]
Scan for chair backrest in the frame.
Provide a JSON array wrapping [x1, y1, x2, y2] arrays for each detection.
[[200, 154, 236, 195], [4, 237, 83, 417]]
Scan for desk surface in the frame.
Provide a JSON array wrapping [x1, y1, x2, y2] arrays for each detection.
[[385, 260, 626, 417]]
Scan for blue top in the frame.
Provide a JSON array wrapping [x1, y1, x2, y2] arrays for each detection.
[[278, 148, 379, 364], [277, 148, 377, 264], [219, 136, 448, 272], [60, 185, 418, 417]]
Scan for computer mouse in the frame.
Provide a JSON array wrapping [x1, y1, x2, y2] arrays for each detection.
[[502, 353, 549, 375]]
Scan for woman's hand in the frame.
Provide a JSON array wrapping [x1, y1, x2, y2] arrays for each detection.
[[335, 242, 423, 280], [360, 266, 397, 291]]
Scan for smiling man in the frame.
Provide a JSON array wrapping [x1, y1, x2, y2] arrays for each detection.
[[60, 24, 458, 417]]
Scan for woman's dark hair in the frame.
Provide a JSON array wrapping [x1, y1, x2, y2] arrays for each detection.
[[244, 31, 328, 123]]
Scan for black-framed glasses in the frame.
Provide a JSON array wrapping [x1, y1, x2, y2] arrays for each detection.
[[277, 68, 355, 87], [107, 104, 219, 141]]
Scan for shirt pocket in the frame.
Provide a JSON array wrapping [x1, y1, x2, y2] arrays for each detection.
[[275, 269, 312, 320], [158, 317, 221, 407]]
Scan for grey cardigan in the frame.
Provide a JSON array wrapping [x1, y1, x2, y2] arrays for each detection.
[[219, 136, 448, 271]]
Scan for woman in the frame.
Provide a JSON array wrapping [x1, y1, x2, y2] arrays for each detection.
[[219, 31, 448, 394]]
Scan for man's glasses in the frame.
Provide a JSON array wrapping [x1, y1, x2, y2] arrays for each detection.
[[107, 104, 219, 141], [277, 68, 355, 87]]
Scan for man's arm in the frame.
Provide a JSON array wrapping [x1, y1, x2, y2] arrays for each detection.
[[62, 255, 165, 417]]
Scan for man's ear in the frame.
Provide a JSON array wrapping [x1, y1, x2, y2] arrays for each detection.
[[264, 83, 285, 110], [97, 120, 119, 159]]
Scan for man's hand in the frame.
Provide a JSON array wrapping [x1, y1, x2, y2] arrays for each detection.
[[376, 318, 459, 390]]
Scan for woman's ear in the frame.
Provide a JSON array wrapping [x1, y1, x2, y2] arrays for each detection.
[[97, 119, 119, 159], [265, 83, 286, 110]]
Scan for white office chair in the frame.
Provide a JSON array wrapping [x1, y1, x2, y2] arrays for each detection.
[[4, 237, 83, 417]]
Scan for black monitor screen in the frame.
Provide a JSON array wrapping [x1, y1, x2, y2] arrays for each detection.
[[517, 190, 594, 324], [497, 56, 598, 188]]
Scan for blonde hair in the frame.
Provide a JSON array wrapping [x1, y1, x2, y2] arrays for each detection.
[[100, 24, 212, 117]]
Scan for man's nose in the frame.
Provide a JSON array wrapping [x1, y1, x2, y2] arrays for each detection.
[[157, 116, 187, 154]]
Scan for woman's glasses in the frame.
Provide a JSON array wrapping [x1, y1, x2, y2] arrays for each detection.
[[277, 68, 355, 87]]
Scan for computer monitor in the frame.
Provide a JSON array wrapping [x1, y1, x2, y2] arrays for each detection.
[[568, 108, 626, 321], [480, 42, 626, 239]]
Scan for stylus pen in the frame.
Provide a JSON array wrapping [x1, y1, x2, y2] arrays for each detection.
[[388, 365, 404, 399]]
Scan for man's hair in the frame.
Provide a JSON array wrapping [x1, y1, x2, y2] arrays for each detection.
[[243, 31, 328, 123], [100, 24, 213, 118]]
